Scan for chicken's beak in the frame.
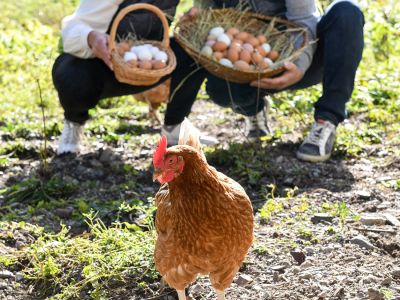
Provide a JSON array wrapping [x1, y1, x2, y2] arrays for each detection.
[[153, 168, 163, 182]]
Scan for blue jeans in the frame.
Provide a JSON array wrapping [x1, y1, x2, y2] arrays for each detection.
[[165, 1, 365, 126]]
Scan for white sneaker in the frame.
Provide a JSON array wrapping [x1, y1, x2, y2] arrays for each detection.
[[161, 121, 218, 146], [244, 107, 271, 140], [57, 119, 84, 155]]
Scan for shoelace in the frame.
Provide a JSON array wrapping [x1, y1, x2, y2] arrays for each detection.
[[305, 123, 325, 145]]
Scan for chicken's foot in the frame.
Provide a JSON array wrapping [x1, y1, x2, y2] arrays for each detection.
[[216, 289, 226, 300], [177, 289, 186, 300]]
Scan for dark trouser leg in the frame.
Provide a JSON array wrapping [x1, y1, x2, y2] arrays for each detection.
[[206, 76, 266, 116], [313, 1, 364, 125], [164, 39, 208, 125]]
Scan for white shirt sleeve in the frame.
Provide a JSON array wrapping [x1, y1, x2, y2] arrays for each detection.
[[61, 0, 125, 58]]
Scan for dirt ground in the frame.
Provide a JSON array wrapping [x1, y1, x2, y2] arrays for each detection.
[[0, 99, 399, 300]]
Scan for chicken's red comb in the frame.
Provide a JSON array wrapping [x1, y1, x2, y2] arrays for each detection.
[[153, 135, 167, 168]]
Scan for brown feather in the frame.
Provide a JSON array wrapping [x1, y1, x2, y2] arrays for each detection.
[[154, 145, 254, 291]]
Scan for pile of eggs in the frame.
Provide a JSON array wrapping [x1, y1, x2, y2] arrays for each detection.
[[200, 27, 280, 71], [117, 42, 169, 70]]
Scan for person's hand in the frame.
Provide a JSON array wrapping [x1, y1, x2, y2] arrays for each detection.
[[250, 61, 304, 90], [180, 7, 201, 22], [87, 31, 113, 70]]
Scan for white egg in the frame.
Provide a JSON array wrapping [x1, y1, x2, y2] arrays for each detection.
[[205, 40, 216, 47], [209, 26, 225, 37], [150, 46, 160, 57], [219, 58, 233, 68], [123, 51, 137, 62], [263, 57, 274, 66], [131, 45, 144, 55], [217, 33, 231, 46], [154, 51, 168, 62], [142, 43, 153, 50], [200, 46, 213, 57], [261, 43, 271, 53], [137, 48, 152, 61]]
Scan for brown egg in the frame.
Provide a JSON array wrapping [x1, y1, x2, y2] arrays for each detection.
[[222, 49, 228, 58], [213, 51, 224, 60], [226, 33, 234, 41], [207, 34, 217, 41], [255, 46, 267, 57], [234, 60, 251, 71], [247, 37, 260, 48], [258, 60, 270, 70], [127, 59, 138, 68], [138, 60, 152, 70], [251, 52, 264, 65], [212, 41, 229, 52], [231, 39, 243, 49], [152, 60, 167, 70], [268, 50, 280, 61], [257, 35, 267, 44], [242, 43, 254, 53], [229, 44, 242, 52], [239, 49, 252, 64], [227, 27, 240, 37], [117, 42, 130, 56], [227, 48, 240, 63], [236, 31, 249, 41]]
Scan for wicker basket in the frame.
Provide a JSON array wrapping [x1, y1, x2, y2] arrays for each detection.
[[174, 8, 308, 84], [109, 3, 177, 86]]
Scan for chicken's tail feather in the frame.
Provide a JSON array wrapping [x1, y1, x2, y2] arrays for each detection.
[[178, 118, 203, 154]]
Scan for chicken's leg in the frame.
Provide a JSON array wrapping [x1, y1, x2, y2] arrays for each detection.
[[216, 290, 225, 300], [177, 289, 186, 300]]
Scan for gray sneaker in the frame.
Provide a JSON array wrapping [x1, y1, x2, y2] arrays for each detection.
[[161, 121, 218, 146], [244, 107, 271, 140], [296, 119, 336, 162]]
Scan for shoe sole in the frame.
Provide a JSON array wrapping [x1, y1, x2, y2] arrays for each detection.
[[296, 151, 331, 163]]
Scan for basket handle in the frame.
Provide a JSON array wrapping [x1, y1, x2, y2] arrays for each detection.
[[109, 3, 170, 52]]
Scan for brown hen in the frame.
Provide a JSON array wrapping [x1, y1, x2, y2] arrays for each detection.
[[132, 79, 171, 124], [152, 119, 254, 300]]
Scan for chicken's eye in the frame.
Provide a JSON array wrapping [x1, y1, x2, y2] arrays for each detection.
[[167, 156, 176, 164]]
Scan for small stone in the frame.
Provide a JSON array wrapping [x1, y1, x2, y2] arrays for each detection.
[[304, 246, 314, 256], [15, 273, 24, 282], [367, 288, 385, 300], [391, 267, 400, 278], [89, 159, 103, 168], [276, 156, 284, 164], [235, 274, 253, 286], [355, 190, 371, 199], [360, 214, 387, 226], [311, 213, 334, 224], [384, 214, 400, 226], [55, 207, 74, 219], [15, 241, 25, 250], [271, 265, 288, 272], [0, 270, 14, 279], [290, 250, 306, 265], [381, 277, 392, 286], [190, 283, 205, 297], [299, 271, 314, 280], [99, 148, 114, 163], [350, 235, 375, 250], [292, 267, 301, 274], [0, 281, 8, 290], [317, 290, 328, 298], [300, 260, 313, 270]]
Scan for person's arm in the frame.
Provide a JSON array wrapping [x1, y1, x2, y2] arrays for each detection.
[[61, 0, 124, 58], [285, 0, 318, 73], [251, 0, 318, 90]]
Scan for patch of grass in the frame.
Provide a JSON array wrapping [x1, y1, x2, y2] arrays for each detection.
[[1, 176, 78, 206], [20, 212, 156, 299]]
